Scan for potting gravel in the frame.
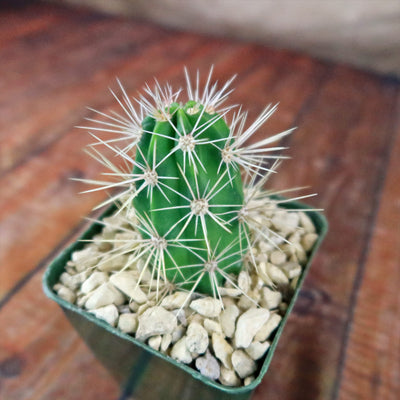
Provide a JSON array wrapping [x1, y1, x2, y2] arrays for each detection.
[[54, 199, 318, 386]]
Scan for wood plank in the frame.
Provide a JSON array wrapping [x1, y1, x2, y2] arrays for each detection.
[[338, 99, 400, 400], [0, 12, 168, 173], [0, 271, 120, 400], [252, 68, 399, 399]]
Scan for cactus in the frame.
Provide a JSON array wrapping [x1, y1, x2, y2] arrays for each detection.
[[78, 69, 299, 299]]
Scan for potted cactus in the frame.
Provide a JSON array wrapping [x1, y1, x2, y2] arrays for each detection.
[[43, 69, 327, 399]]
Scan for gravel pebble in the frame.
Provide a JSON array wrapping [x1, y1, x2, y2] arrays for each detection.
[[185, 322, 209, 354], [81, 271, 108, 294], [161, 292, 192, 310], [56, 285, 76, 303], [136, 306, 177, 341], [195, 351, 220, 380], [85, 282, 125, 310], [171, 337, 192, 364], [110, 271, 147, 304], [118, 313, 138, 334], [219, 366, 241, 387], [220, 305, 240, 338], [90, 304, 119, 327], [254, 313, 282, 342], [57, 197, 319, 387], [245, 341, 270, 360], [190, 297, 222, 318], [235, 308, 270, 348], [232, 350, 257, 379], [212, 333, 233, 368]]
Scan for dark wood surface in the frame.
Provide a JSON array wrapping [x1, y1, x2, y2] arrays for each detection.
[[1, 4, 399, 400]]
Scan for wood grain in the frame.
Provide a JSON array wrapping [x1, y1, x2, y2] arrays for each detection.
[[0, 4, 399, 400], [338, 99, 400, 400]]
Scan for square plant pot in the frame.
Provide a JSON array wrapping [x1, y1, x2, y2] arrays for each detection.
[[43, 199, 328, 400]]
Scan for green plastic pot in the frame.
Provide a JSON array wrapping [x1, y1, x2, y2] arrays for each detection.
[[43, 199, 328, 400]]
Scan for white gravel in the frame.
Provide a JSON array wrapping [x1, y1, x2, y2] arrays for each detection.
[[54, 200, 318, 387]]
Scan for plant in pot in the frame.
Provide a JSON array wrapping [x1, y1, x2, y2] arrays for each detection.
[[43, 69, 327, 400]]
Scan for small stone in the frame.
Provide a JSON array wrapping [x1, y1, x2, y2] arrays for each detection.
[[172, 309, 187, 326], [258, 262, 274, 286], [60, 271, 89, 291], [219, 366, 241, 387], [190, 297, 222, 318], [237, 290, 259, 310], [90, 304, 119, 326], [280, 243, 295, 256], [85, 282, 125, 310], [53, 283, 64, 292], [260, 287, 282, 310], [129, 301, 139, 313], [218, 287, 242, 297], [65, 265, 76, 275], [92, 234, 112, 251], [254, 313, 282, 342], [195, 351, 220, 380], [231, 350, 257, 379], [269, 250, 287, 266], [203, 319, 223, 336], [280, 262, 302, 279], [212, 333, 233, 368], [187, 312, 204, 324], [238, 271, 251, 293], [244, 376, 255, 386], [271, 211, 299, 235], [185, 322, 209, 354], [81, 271, 108, 294], [171, 325, 185, 344], [171, 337, 192, 364], [294, 245, 307, 264], [76, 293, 90, 308], [160, 334, 172, 353], [299, 212, 316, 233], [136, 306, 177, 341], [288, 231, 302, 244], [245, 341, 270, 360], [71, 247, 100, 271], [118, 313, 138, 334], [98, 254, 128, 272], [290, 276, 300, 291], [56, 285, 76, 303], [110, 272, 147, 304], [301, 232, 319, 252], [220, 304, 239, 338], [222, 297, 236, 308], [267, 264, 289, 286], [137, 301, 155, 315], [160, 292, 192, 310], [258, 240, 274, 253], [235, 308, 270, 348], [148, 335, 162, 351]]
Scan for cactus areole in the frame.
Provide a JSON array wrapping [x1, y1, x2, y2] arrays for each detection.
[[134, 102, 245, 294]]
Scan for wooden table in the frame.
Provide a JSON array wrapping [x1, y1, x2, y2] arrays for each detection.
[[1, 4, 399, 400]]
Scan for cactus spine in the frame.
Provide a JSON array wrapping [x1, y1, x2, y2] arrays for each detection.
[[80, 69, 295, 299]]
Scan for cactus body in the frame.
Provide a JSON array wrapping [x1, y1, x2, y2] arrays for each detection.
[[133, 102, 245, 294], [82, 70, 297, 301]]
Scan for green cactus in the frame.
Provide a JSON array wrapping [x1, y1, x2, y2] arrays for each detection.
[[132, 101, 246, 294], [79, 69, 295, 299]]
